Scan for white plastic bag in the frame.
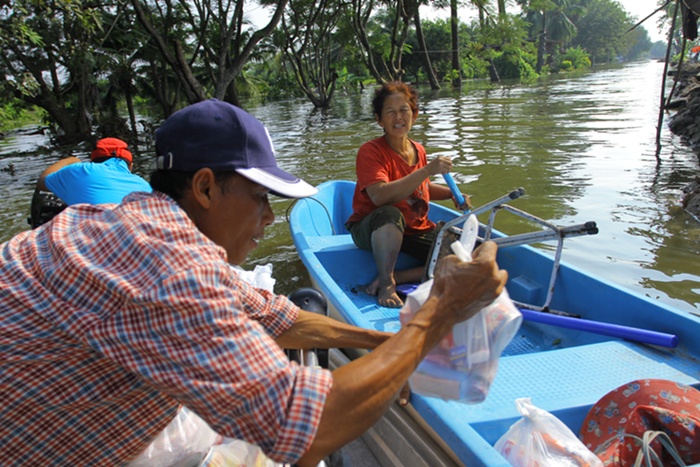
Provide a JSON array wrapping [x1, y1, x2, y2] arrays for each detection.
[[494, 398, 603, 467], [400, 215, 522, 403], [231, 263, 276, 292], [128, 407, 222, 467], [199, 439, 286, 467]]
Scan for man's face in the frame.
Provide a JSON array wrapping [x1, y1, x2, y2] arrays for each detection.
[[205, 174, 275, 265]]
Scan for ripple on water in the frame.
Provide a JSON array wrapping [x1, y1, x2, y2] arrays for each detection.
[[1, 62, 699, 314]]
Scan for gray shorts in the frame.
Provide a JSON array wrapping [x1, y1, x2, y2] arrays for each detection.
[[345, 206, 436, 261]]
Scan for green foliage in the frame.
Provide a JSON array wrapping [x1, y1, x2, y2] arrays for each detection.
[[405, 17, 453, 82], [571, 0, 635, 63], [0, 102, 45, 132], [335, 67, 370, 94], [242, 50, 300, 102], [462, 55, 491, 79], [552, 46, 591, 71], [493, 44, 539, 81], [0, 0, 673, 136], [460, 40, 492, 79]]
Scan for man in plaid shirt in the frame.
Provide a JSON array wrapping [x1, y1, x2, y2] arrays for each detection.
[[0, 99, 506, 466]]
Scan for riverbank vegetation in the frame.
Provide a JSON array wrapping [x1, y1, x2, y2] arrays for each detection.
[[0, 0, 671, 143]]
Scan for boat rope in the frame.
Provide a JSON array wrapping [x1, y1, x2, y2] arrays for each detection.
[[595, 430, 687, 467], [285, 197, 336, 235]]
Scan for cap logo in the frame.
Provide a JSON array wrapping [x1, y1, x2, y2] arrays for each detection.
[[156, 152, 174, 170]]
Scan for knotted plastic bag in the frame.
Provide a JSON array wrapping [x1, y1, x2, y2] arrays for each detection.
[[399, 215, 522, 403], [495, 398, 603, 467]]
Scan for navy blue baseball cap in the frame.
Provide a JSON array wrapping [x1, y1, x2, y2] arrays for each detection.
[[155, 99, 317, 198]]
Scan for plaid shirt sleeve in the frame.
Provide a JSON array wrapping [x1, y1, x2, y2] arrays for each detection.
[[83, 253, 331, 464]]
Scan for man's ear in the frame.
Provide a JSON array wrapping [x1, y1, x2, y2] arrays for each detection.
[[190, 168, 216, 209]]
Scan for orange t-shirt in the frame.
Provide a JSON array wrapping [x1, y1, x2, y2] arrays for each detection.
[[347, 136, 435, 235]]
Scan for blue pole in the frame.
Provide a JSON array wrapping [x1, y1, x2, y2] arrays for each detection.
[[443, 173, 466, 208], [519, 308, 679, 348]]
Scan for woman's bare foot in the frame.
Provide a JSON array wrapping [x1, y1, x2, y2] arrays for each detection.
[[366, 277, 379, 296], [377, 284, 403, 308], [365, 277, 403, 307]]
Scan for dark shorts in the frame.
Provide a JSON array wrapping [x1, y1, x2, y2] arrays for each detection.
[[345, 206, 436, 261]]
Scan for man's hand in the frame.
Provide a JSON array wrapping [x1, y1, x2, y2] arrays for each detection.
[[428, 241, 507, 327], [298, 241, 506, 467]]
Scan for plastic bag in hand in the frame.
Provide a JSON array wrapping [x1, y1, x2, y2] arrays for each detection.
[[494, 398, 603, 467], [128, 407, 221, 467], [399, 215, 522, 403]]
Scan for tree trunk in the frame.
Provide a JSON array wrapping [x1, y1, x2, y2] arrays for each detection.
[[488, 58, 501, 82], [451, 0, 461, 88], [497, 0, 507, 17], [414, 11, 440, 89], [125, 87, 138, 137], [536, 14, 547, 73]]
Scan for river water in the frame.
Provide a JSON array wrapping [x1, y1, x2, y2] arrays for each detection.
[[1, 60, 698, 315]]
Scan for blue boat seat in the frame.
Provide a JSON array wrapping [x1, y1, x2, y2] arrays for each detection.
[[411, 340, 700, 459], [305, 234, 356, 252]]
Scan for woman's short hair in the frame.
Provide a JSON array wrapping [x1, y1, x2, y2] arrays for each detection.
[[372, 81, 419, 117]]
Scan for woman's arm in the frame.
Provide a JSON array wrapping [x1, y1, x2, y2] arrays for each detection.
[[366, 156, 452, 206], [429, 181, 472, 210]]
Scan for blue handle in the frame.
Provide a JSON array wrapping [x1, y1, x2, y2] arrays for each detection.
[[519, 308, 679, 348], [443, 173, 465, 207]]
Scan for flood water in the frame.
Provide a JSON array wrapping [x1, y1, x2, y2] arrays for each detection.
[[1, 60, 699, 315]]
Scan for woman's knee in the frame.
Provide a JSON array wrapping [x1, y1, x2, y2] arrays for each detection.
[[349, 206, 406, 250]]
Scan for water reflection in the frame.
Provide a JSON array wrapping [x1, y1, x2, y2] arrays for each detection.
[[1, 61, 698, 314]]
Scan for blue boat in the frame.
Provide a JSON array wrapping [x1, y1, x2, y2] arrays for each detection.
[[289, 180, 700, 467]]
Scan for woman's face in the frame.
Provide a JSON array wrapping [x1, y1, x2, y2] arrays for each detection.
[[376, 92, 416, 138]]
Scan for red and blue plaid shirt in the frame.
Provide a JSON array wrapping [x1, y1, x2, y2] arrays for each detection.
[[0, 191, 332, 466]]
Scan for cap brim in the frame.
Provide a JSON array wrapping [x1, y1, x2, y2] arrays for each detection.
[[236, 167, 317, 198]]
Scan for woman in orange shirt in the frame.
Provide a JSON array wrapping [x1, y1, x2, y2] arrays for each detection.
[[346, 82, 471, 307]]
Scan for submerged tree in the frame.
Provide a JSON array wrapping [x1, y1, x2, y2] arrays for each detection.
[[0, 0, 106, 142], [279, 0, 343, 108], [130, 0, 288, 108], [348, 0, 413, 83], [519, 0, 579, 72]]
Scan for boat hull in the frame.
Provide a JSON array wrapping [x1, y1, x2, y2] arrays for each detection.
[[290, 180, 700, 466]]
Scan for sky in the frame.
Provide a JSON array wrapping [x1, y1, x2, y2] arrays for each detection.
[[247, 0, 669, 43], [619, 0, 666, 42], [419, 0, 668, 43]]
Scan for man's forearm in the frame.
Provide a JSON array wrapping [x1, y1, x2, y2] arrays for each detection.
[[296, 296, 451, 466], [274, 310, 391, 350], [296, 243, 507, 467]]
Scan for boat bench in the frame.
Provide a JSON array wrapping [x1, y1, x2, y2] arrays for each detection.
[[305, 234, 357, 252]]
